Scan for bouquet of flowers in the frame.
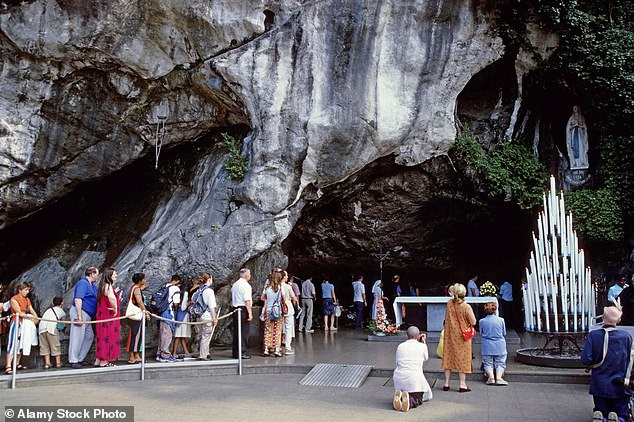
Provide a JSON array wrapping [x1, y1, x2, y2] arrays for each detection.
[[368, 299, 398, 335], [479, 281, 497, 297]]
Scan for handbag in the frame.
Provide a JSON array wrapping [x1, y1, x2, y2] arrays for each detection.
[[125, 287, 144, 321], [453, 301, 476, 341], [51, 308, 65, 332]]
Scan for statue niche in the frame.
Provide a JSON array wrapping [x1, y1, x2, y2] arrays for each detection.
[[565, 105, 589, 170]]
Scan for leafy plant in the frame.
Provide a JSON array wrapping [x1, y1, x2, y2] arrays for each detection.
[[450, 134, 547, 210], [565, 189, 624, 242], [210, 224, 222, 231], [220, 132, 248, 181]]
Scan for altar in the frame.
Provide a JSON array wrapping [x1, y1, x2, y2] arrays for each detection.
[[392, 296, 499, 330]]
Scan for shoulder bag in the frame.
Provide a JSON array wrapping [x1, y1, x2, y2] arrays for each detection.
[[453, 301, 476, 341], [125, 287, 144, 321]]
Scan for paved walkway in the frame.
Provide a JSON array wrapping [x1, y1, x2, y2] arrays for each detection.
[[1, 328, 595, 421]]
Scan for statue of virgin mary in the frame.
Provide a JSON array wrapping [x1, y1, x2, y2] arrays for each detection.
[[566, 105, 589, 170]]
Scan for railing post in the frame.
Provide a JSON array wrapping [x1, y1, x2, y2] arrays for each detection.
[[141, 312, 146, 381], [237, 308, 242, 376], [11, 315, 19, 389]]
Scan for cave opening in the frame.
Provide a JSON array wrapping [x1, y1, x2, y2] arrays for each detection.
[[0, 126, 249, 282], [282, 155, 533, 306]]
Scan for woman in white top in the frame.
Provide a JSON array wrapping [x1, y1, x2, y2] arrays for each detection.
[[261, 268, 285, 357], [173, 277, 194, 359], [281, 271, 298, 355]]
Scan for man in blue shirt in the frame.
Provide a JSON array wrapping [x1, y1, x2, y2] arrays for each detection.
[[498, 280, 513, 327], [68, 266, 99, 368], [352, 274, 367, 329], [581, 306, 632, 422]]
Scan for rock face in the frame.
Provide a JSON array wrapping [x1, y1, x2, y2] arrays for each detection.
[[1, 1, 558, 341]]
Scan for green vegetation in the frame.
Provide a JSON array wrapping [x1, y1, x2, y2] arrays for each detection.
[[564, 189, 624, 242], [489, 2, 633, 242], [450, 134, 547, 210], [210, 224, 222, 231], [220, 132, 249, 181], [534, 1, 633, 241]]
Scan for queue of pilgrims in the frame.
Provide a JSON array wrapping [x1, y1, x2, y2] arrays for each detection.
[[0, 265, 319, 372]]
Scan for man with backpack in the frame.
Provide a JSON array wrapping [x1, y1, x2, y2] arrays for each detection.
[[154, 275, 181, 363], [191, 274, 217, 360]]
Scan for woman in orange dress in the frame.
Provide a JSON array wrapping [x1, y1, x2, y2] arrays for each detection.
[[442, 283, 476, 392], [5, 282, 39, 373]]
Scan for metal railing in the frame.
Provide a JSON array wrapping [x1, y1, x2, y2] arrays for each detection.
[[3, 307, 243, 389]]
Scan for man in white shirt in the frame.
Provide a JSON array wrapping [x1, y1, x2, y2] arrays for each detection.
[[299, 277, 316, 333], [231, 268, 253, 359], [197, 275, 217, 360], [157, 275, 181, 362], [392, 326, 433, 412]]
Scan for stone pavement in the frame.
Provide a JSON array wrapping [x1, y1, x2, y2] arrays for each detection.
[[1, 328, 595, 421]]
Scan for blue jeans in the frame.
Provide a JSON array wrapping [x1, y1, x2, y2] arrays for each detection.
[[354, 301, 365, 329]]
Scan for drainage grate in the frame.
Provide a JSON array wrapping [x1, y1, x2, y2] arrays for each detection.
[[299, 363, 373, 388]]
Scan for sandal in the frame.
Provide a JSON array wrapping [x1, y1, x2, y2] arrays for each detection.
[[55, 364, 63, 368], [44, 364, 50, 370], [5, 367, 12, 374], [16, 364, 26, 370], [100, 362, 116, 367], [127, 360, 137, 364]]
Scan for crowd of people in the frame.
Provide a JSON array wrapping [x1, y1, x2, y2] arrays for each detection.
[[4, 271, 634, 419], [1, 266, 227, 372]]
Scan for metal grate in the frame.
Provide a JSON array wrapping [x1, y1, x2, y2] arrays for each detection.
[[299, 363, 373, 388]]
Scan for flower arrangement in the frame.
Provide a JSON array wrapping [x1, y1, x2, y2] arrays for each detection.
[[368, 299, 399, 335], [479, 281, 498, 297]]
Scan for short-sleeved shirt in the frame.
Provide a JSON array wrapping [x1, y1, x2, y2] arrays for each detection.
[[479, 314, 507, 356], [467, 279, 480, 297], [322, 283, 334, 299], [301, 279, 316, 299], [232, 278, 252, 307], [352, 280, 365, 302], [74, 277, 98, 317], [499, 282, 513, 302], [201, 287, 217, 320], [11, 294, 32, 323], [282, 283, 295, 316], [291, 282, 301, 299]]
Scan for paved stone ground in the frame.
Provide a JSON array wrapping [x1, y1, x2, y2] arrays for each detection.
[[1, 373, 592, 421], [1, 327, 598, 421]]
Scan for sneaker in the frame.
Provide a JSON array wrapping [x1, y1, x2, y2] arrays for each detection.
[[593, 410, 603, 421], [172, 355, 184, 362], [330, 327, 338, 332], [182, 354, 195, 361], [607, 412, 618, 421], [401, 391, 410, 412], [156, 354, 171, 363], [392, 390, 402, 411], [285, 348, 294, 355], [306, 329, 314, 333]]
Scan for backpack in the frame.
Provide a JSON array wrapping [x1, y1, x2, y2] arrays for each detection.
[[269, 289, 282, 321], [149, 285, 172, 315], [188, 285, 209, 320]]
